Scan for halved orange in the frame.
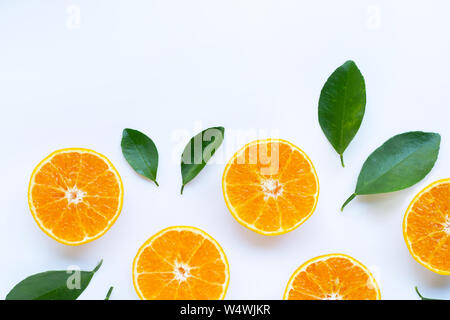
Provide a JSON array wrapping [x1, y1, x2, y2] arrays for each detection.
[[28, 148, 123, 246], [403, 178, 450, 275], [284, 254, 381, 300], [132, 226, 230, 300], [222, 139, 319, 235]]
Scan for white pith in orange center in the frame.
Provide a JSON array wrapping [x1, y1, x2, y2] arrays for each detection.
[[174, 262, 191, 282], [261, 178, 283, 199], [444, 216, 450, 235], [323, 292, 343, 300], [65, 186, 86, 205]]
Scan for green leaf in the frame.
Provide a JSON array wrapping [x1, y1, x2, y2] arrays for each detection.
[[180, 127, 225, 194], [5, 260, 103, 300], [105, 286, 113, 300], [319, 60, 366, 167], [121, 128, 159, 186], [342, 131, 441, 211], [415, 286, 442, 300]]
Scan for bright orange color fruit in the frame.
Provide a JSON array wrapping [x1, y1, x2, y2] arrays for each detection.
[[222, 139, 319, 235], [133, 226, 230, 300], [403, 178, 450, 275], [284, 254, 381, 300], [28, 148, 123, 246]]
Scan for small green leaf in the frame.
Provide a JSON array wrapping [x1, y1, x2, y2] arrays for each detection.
[[180, 127, 225, 194], [5, 260, 103, 300], [341, 131, 441, 210], [121, 128, 159, 186], [105, 286, 113, 300], [319, 60, 366, 167], [415, 286, 442, 300]]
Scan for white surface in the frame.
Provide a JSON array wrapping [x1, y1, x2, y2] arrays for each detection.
[[0, 0, 449, 300]]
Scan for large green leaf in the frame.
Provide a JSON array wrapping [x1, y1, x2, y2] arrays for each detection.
[[341, 131, 441, 210], [319, 60, 366, 167], [180, 127, 224, 194], [6, 260, 102, 300], [121, 128, 159, 186]]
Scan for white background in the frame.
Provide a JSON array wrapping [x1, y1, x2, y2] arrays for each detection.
[[0, 0, 449, 300]]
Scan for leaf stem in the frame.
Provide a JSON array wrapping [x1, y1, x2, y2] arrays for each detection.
[[340, 154, 345, 167], [341, 193, 356, 211], [180, 185, 185, 195], [105, 286, 113, 300], [92, 259, 103, 273], [415, 286, 440, 300], [154, 180, 159, 187]]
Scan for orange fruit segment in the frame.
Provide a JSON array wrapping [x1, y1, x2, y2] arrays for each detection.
[[133, 226, 230, 300], [403, 178, 450, 275], [222, 139, 319, 235], [28, 148, 123, 245], [284, 254, 380, 300]]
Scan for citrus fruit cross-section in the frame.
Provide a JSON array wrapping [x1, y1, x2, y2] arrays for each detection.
[[284, 253, 381, 300], [133, 226, 230, 300], [222, 139, 319, 235], [28, 148, 124, 246], [403, 178, 450, 275]]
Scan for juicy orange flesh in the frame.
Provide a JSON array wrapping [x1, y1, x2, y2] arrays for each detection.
[[405, 181, 450, 272], [30, 151, 121, 243], [135, 229, 228, 300], [224, 141, 318, 232], [286, 256, 378, 300]]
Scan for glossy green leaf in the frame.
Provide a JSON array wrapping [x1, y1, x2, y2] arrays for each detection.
[[5, 260, 103, 300], [415, 286, 442, 300], [105, 286, 113, 300], [121, 128, 159, 186], [180, 127, 225, 194], [319, 60, 366, 167], [342, 131, 441, 210]]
